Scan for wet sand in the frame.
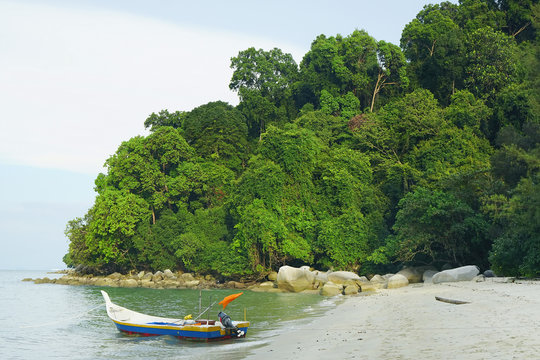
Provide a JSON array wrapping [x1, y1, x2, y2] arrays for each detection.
[[245, 279, 540, 359]]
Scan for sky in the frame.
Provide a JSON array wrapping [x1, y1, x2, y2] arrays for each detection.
[[0, 0, 453, 270]]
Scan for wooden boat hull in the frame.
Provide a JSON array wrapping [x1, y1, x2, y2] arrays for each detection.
[[101, 290, 249, 341], [111, 319, 250, 340]]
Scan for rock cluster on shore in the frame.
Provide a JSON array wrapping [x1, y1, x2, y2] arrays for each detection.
[[27, 264, 498, 297]]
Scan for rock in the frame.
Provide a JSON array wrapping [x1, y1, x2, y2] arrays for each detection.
[[137, 271, 145, 279], [161, 279, 179, 289], [107, 272, 123, 280], [259, 281, 275, 289], [474, 275, 486, 282], [397, 268, 425, 283], [119, 279, 139, 288], [185, 280, 200, 288], [22, 278, 33, 282], [387, 274, 409, 289], [267, 271, 278, 281], [34, 277, 53, 284], [369, 274, 388, 289], [422, 270, 438, 283], [432, 265, 480, 284], [226, 281, 246, 289], [344, 284, 359, 295], [484, 270, 496, 278], [152, 271, 164, 282], [163, 269, 175, 279], [277, 265, 315, 292], [94, 277, 114, 286], [181, 273, 195, 282], [142, 272, 153, 280], [320, 281, 342, 296], [140, 279, 154, 288], [370, 274, 386, 282], [327, 271, 361, 285], [382, 274, 394, 280], [358, 281, 378, 292]]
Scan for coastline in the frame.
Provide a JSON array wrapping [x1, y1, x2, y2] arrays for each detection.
[[243, 279, 540, 359]]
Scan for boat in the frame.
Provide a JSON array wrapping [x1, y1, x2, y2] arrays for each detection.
[[101, 290, 250, 341]]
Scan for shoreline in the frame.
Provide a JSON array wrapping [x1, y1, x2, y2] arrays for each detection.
[[243, 279, 540, 359]]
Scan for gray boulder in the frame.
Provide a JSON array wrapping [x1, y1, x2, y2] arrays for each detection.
[[277, 265, 315, 292], [327, 271, 361, 285], [432, 265, 480, 284], [387, 274, 409, 289], [422, 270, 438, 283], [320, 281, 342, 296]]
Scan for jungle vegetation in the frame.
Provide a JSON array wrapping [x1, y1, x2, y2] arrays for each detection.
[[64, 0, 540, 278]]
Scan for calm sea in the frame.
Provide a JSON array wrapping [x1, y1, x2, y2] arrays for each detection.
[[0, 270, 335, 360]]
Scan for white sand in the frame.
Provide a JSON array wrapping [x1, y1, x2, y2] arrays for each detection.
[[245, 279, 540, 359]]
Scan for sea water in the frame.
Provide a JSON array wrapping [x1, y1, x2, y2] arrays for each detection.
[[0, 270, 336, 360]]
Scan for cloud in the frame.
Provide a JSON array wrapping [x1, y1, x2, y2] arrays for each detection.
[[0, 1, 305, 175]]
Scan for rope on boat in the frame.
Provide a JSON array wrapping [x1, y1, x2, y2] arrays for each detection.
[[19, 304, 103, 328]]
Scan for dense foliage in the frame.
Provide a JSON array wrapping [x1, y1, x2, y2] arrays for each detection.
[[65, 0, 540, 278]]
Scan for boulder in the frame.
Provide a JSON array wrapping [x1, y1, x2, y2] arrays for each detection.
[[181, 273, 195, 282], [397, 268, 425, 283], [137, 271, 146, 279], [320, 281, 342, 296], [185, 280, 200, 288], [358, 281, 378, 292], [432, 265, 480, 284], [119, 279, 139, 288], [152, 271, 164, 282], [267, 271, 278, 281], [277, 266, 315, 292], [161, 279, 179, 289], [227, 281, 246, 289], [34, 277, 53, 284], [327, 271, 361, 285], [142, 272, 153, 280], [484, 270, 496, 278], [422, 270, 438, 283], [163, 269, 175, 279], [369, 274, 388, 289], [94, 277, 115, 287], [474, 275, 486, 282], [343, 284, 359, 295], [387, 274, 409, 289], [259, 281, 275, 289], [107, 272, 123, 280]]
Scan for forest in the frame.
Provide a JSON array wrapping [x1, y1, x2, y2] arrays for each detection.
[[64, 0, 540, 279]]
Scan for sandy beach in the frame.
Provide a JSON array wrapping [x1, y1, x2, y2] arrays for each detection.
[[245, 279, 540, 359]]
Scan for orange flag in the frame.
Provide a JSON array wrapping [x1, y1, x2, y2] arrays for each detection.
[[218, 292, 243, 310]]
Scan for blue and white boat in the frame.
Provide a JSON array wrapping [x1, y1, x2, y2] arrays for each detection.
[[101, 290, 249, 341]]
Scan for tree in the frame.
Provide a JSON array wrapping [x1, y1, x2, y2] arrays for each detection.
[[489, 176, 540, 276], [401, 6, 466, 103], [296, 30, 379, 109], [444, 90, 492, 136], [370, 41, 409, 112], [230, 47, 299, 138], [391, 187, 489, 267], [85, 188, 151, 270], [144, 110, 186, 131], [464, 26, 519, 100], [182, 101, 248, 172], [230, 47, 299, 100]]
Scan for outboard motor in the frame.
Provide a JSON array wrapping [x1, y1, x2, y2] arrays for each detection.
[[218, 311, 245, 337]]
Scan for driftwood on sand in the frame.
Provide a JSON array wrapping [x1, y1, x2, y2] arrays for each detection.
[[435, 296, 470, 305]]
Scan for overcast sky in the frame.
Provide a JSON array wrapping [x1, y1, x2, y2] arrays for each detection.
[[0, 0, 453, 270]]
